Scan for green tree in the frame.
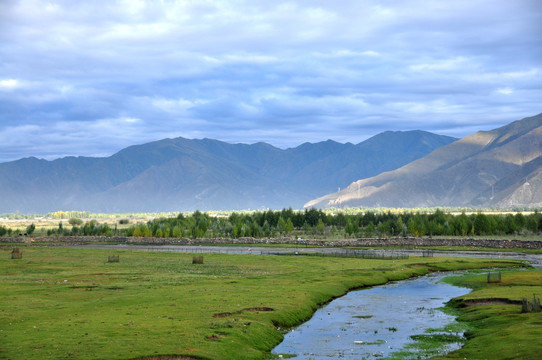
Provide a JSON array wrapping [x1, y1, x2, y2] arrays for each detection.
[[473, 213, 490, 235], [172, 225, 183, 238], [316, 218, 325, 234], [515, 213, 526, 230], [133, 224, 152, 237], [454, 212, 471, 236], [376, 221, 390, 237], [285, 218, 294, 234], [345, 220, 358, 237], [407, 214, 425, 237], [71, 226, 80, 236], [335, 212, 347, 227], [155, 228, 164, 238], [25, 223, 36, 235], [277, 216, 286, 234], [363, 222, 375, 237], [397, 216, 407, 237], [69, 218, 83, 226]]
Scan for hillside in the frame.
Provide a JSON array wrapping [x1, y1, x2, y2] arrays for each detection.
[[305, 113, 542, 209], [0, 131, 455, 213]]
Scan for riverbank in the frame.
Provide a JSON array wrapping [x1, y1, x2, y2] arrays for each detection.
[[0, 246, 525, 360], [435, 269, 542, 360]]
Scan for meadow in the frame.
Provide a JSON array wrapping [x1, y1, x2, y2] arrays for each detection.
[[435, 269, 542, 359], [0, 245, 529, 360]]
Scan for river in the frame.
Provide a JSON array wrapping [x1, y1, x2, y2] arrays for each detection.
[[272, 273, 470, 359]]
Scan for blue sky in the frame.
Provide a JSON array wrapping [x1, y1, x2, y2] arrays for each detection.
[[0, 0, 541, 162]]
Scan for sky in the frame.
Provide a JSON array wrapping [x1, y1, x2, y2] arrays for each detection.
[[0, 0, 541, 163]]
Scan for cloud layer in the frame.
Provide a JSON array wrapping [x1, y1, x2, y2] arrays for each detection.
[[1, 0, 541, 162]]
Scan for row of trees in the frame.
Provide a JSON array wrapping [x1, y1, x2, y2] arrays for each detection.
[[2, 209, 542, 239], [125, 209, 542, 239], [0, 219, 118, 237], [46, 219, 118, 236]]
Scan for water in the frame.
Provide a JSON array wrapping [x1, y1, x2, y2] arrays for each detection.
[[272, 273, 470, 359]]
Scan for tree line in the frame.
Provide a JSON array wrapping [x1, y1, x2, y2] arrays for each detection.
[[2, 208, 542, 239], [125, 208, 542, 239]]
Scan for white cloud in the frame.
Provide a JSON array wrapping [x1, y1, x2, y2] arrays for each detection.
[[151, 97, 208, 114], [501, 68, 540, 79], [496, 87, 514, 95], [471, 68, 541, 82], [0, 0, 540, 161], [389, 100, 464, 115], [312, 50, 382, 58], [222, 53, 279, 64], [409, 57, 469, 72], [0, 79, 22, 90]]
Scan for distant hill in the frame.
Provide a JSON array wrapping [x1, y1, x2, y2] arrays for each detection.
[[0, 131, 455, 213], [305, 113, 542, 209]]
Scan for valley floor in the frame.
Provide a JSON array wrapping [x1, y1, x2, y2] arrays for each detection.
[[0, 245, 533, 359]]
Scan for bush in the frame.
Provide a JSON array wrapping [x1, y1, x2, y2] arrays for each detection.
[[69, 218, 84, 226]]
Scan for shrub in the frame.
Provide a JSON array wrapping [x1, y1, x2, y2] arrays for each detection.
[[69, 218, 84, 226]]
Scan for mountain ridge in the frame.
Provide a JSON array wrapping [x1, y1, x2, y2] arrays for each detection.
[[0, 130, 456, 213], [305, 113, 542, 209]]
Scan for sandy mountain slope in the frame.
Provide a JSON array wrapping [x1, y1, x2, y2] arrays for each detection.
[[305, 113, 542, 209]]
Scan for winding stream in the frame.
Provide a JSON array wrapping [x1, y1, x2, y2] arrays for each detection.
[[272, 273, 470, 359]]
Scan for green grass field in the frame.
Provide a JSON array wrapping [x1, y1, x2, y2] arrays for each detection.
[[0, 246, 531, 359], [435, 269, 542, 360]]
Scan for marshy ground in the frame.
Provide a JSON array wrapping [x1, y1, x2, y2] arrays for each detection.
[[0, 245, 539, 359]]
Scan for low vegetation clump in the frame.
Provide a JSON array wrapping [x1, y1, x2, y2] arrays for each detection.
[[0, 246, 524, 360]]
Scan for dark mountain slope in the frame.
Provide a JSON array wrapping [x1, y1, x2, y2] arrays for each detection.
[[0, 130, 456, 213]]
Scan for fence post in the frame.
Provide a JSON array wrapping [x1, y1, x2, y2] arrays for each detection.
[[11, 248, 22, 259]]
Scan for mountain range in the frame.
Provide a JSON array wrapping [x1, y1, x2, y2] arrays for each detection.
[[0, 130, 456, 213], [305, 113, 542, 209]]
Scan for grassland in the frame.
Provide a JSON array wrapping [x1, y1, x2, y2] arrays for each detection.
[[432, 269, 542, 360], [0, 245, 529, 360]]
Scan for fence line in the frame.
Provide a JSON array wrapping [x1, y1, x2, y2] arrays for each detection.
[[137, 246, 408, 259]]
